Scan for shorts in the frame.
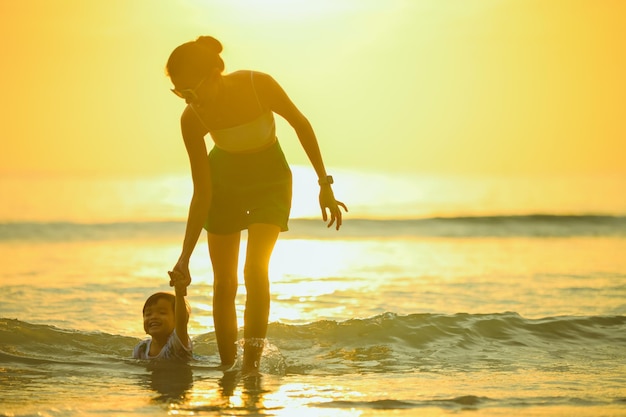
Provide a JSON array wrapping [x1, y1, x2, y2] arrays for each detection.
[[204, 140, 292, 234]]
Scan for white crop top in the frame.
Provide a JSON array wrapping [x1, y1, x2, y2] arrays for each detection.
[[192, 71, 277, 153]]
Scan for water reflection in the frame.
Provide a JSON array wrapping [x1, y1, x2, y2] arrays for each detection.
[[177, 370, 276, 415], [173, 372, 372, 416], [218, 371, 268, 410], [137, 361, 280, 415], [144, 362, 194, 404]]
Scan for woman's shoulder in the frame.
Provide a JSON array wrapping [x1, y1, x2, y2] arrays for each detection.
[[180, 105, 209, 136], [180, 104, 198, 124], [226, 70, 279, 102], [226, 70, 274, 83]]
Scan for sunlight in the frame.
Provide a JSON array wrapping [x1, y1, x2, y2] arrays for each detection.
[[289, 165, 320, 218], [196, 0, 359, 20], [180, 378, 366, 417]]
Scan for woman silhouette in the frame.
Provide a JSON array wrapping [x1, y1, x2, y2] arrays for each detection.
[[166, 36, 347, 374]]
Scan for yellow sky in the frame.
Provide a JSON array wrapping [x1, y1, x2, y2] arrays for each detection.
[[1, 0, 624, 177]]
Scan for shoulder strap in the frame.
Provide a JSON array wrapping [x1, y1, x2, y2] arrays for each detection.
[[189, 104, 210, 131], [250, 71, 263, 111]]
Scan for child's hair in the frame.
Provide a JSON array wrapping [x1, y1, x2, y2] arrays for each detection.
[[142, 292, 192, 318], [142, 292, 175, 314]]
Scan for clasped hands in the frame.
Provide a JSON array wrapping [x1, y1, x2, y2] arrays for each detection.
[[168, 269, 191, 296]]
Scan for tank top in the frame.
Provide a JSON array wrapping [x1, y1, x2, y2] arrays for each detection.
[[132, 330, 192, 362], [192, 71, 277, 153]]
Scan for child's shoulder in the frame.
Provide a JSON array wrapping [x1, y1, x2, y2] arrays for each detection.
[[132, 338, 150, 359]]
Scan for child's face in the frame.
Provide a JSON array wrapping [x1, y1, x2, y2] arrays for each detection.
[[142, 298, 175, 338]]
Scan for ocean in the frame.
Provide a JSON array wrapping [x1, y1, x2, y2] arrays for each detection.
[[1, 171, 626, 416]]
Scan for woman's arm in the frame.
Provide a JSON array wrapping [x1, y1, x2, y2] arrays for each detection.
[[171, 108, 212, 286], [255, 72, 347, 229]]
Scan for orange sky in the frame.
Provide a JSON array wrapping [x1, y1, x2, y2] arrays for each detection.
[[1, 0, 625, 177]]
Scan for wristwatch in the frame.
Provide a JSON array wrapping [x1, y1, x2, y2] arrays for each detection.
[[318, 175, 334, 185]]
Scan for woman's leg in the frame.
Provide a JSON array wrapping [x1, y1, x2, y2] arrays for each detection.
[[242, 223, 281, 371], [208, 231, 241, 367]]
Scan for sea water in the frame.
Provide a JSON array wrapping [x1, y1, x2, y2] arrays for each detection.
[[1, 173, 626, 416]]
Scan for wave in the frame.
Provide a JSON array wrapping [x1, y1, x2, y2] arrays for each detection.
[[0, 220, 186, 242], [308, 395, 621, 411], [1, 215, 626, 241], [4, 314, 625, 415], [0, 317, 138, 363], [2, 313, 625, 376], [299, 214, 626, 238]]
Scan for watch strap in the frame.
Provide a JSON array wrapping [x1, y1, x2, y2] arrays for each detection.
[[318, 175, 334, 185]]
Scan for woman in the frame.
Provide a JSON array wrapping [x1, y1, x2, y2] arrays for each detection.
[[166, 36, 347, 373]]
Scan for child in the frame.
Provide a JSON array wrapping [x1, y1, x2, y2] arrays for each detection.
[[132, 271, 192, 361]]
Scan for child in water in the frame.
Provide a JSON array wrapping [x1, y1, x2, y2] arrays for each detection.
[[133, 271, 192, 361]]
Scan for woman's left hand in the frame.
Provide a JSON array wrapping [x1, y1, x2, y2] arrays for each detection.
[[319, 186, 348, 230]]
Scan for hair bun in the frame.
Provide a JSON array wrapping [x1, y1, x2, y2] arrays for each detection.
[[195, 36, 223, 54]]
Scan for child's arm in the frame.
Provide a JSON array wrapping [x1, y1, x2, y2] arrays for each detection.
[[169, 270, 190, 345]]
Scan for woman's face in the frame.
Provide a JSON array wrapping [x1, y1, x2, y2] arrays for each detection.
[[171, 69, 220, 107]]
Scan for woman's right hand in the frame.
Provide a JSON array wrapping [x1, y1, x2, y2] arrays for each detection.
[[169, 260, 192, 294]]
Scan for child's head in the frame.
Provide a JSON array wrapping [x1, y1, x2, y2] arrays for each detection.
[[142, 292, 189, 338]]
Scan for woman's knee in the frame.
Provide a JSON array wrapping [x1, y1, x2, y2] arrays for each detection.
[[244, 264, 270, 291], [243, 262, 268, 280], [213, 274, 238, 299]]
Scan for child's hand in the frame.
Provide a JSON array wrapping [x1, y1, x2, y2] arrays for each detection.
[[168, 270, 191, 296]]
